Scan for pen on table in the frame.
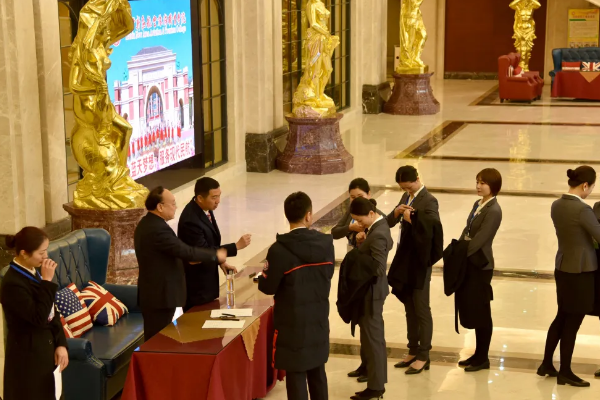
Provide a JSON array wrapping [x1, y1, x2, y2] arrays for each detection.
[[219, 316, 240, 321], [222, 313, 235, 318]]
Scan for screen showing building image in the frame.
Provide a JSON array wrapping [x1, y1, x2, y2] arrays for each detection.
[[107, 0, 195, 180]]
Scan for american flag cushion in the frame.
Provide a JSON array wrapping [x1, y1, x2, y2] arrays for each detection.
[[582, 62, 600, 72], [80, 281, 128, 326], [55, 284, 93, 337], [60, 315, 74, 339]]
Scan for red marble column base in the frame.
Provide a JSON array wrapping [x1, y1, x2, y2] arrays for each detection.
[[63, 203, 146, 285], [384, 72, 440, 115], [277, 113, 353, 175]]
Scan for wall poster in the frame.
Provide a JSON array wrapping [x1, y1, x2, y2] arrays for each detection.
[[568, 9, 600, 48]]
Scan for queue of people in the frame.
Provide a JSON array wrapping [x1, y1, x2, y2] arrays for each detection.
[[5, 165, 600, 400]]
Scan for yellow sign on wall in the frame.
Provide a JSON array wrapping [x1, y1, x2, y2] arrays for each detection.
[[568, 9, 600, 48]]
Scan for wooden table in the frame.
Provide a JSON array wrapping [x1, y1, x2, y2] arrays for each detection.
[[121, 267, 284, 400], [552, 71, 600, 100]]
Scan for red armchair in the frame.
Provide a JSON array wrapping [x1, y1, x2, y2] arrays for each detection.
[[498, 54, 538, 103], [510, 52, 544, 98]]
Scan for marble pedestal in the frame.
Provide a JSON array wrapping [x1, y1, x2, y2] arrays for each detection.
[[384, 72, 440, 115], [63, 203, 146, 285], [277, 113, 353, 175]]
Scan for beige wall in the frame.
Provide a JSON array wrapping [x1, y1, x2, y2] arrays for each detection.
[[544, 0, 599, 83]]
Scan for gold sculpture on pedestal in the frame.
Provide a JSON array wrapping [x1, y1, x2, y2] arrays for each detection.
[[292, 0, 340, 118], [396, 0, 428, 74], [510, 0, 541, 71], [69, 0, 148, 210]]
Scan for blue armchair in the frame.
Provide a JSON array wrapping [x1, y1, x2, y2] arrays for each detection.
[[1, 229, 144, 400], [550, 47, 600, 85]]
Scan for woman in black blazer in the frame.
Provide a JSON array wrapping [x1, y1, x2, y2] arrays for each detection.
[[538, 166, 600, 387], [332, 178, 385, 382], [457, 168, 503, 372], [1, 227, 68, 400]]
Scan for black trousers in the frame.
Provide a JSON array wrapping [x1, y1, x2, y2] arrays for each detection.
[[472, 323, 493, 365], [405, 267, 433, 361], [286, 364, 328, 400], [542, 310, 585, 375], [141, 308, 176, 342]]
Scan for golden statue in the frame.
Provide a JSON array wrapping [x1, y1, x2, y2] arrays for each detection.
[[397, 0, 428, 74], [292, 0, 340, 118], [69, 0, 148, 210], [510, 0, 541, 71]]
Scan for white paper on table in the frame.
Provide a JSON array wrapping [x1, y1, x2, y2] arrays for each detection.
[[203, 319, 246, 329], [54, 366, 62, 400], [210, 308, 253, 318], [172, 307, 184, 322]]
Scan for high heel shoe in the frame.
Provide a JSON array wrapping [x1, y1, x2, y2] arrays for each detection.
[[536, 364, 558, 377], [557, 373, 590, 387], [405, 359, 430, 375], [394, 357, 416, 368], [464, 360, 490, 372], [351, 388, 385, 399]]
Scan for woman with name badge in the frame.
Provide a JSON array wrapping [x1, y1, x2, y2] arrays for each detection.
[[1, 227, 68, 400], [456, 169, 503, 372], [331, 178, 386, 382]]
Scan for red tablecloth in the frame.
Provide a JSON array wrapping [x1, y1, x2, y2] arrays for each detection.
[[121, 268, 285, 400], [552, 71, 600, 100]]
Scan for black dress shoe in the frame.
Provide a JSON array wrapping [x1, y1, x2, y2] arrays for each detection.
[[348, 367, 366, 378], [537, 364, 558, 377], [557, 373, 590, 387], [458, 355, 475, 367], [465, 360, 490, 372], [357, 375, 368, 383], [405, 359, 430, 375], [394, 358, 416, 368], [351, 388, 385, 400], [595, 369, 600, 378]]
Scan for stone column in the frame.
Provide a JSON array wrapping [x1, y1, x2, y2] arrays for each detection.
[[356, 0, 391, 114], [243, 0, 285, 173], [0, 0, 47, 234], [32, 0, 69, 225]]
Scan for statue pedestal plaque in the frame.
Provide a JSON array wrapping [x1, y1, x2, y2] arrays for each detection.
[[63, 203, 145, 285], [384, 72, 440, 116], [277, 113, 353, 175]]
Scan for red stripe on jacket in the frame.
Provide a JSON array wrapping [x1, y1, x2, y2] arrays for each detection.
[[283, 262, 334, 275]]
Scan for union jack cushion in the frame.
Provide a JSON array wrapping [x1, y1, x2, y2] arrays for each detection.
[[55, 284, 93, 337], [582, 62, 600, 72], [60, 315, 74, 339], [80, 281, 128, 326]]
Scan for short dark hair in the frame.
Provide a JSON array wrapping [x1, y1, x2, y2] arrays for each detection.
[[195, 177, 220, 198], [349, 178, 370, 194], [568, 166, 597, 188], [145, 186, 165, 211], [5, 227, 48, 256], [477, 168, 503, 196], [350, 198, 378, 216], [284, 192, 312, 223], [395, 166, 418, 183]]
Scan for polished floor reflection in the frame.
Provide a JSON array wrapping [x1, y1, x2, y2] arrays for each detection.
[[160, 79, 600, 399]]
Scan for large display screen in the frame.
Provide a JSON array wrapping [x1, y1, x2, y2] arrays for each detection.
[[107, 0, 195, 180]]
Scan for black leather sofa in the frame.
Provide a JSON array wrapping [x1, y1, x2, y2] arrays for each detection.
[[1, 229, 144, 400], [550, 47, 600, 85]]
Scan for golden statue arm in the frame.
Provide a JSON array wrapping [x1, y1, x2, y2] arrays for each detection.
[[308, 4, 329, 36]]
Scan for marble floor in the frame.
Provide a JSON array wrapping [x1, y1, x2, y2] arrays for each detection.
[[121, 79, 600, 399]]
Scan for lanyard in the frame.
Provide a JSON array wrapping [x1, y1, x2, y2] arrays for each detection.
[[406, 195, 416, 207], [10, 263, 42, 283]]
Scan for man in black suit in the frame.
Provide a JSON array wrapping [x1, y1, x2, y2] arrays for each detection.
[[134, 186, 227, 341], [178, 177, 251, 311], [258, 192, 335, 400]]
